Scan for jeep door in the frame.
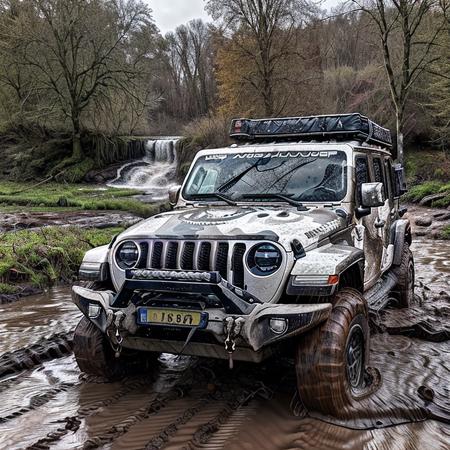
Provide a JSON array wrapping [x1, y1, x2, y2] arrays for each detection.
[[353, 153, 390, 289], [371, 154, 395, 273]]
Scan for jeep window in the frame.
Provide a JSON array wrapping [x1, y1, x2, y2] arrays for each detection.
[[183, 151, 348, 203], [355, 156, 369, 205], [372, 157, 387, 199], [384, 159, 394, 201]]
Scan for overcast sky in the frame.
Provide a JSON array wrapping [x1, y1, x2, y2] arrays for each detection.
[[147, 0, 342, 34]]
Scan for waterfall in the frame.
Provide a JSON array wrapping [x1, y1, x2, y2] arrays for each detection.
[[107, 137, 180, 201]]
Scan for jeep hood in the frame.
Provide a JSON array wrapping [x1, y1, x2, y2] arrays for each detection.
[[117, 206, 346, 251]]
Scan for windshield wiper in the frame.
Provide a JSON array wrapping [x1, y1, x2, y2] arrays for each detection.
[[217, 158, 266, 193], [189, 192, 237, 206], [241, 193, 308, 211]]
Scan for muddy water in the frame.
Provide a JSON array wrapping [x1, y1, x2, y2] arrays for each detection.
[[0, 286, 79, 354], [0, 239, 449, 450]]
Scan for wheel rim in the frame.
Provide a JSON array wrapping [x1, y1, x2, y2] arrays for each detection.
[[346, 324, 364, 389]]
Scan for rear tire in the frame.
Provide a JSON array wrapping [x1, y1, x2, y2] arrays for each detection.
[[295, 288, 369, 416], [73, 317, 157, 380], [392, 243, 414, 308]]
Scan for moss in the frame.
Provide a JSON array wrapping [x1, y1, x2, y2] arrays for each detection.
[[432, 193, 450, 208], [0, 226, 123, 292], [60, 157, 95, 183], [403, 181, 444, 202], [0, 283, 19, 294]]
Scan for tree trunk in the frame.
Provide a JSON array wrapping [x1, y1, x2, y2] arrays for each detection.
[[72, 112, 83, 160], [396, 113, 404, 165]]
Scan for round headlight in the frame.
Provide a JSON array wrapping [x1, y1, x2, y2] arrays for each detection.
[[115, 241, 140, 270], [247, 243, 282, 276]]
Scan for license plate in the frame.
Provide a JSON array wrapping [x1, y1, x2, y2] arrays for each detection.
[[137, 307, 207, 328]]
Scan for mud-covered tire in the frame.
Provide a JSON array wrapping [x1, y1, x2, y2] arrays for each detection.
[[392, 243, 415, 308], [295, 288, 369, 417], [73, 317, 157, 380]]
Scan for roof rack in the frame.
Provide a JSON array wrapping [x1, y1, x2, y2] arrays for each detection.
[[229, 113, 392, 148]]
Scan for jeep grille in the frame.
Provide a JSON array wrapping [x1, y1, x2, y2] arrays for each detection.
[[139, 240, 246, 288]]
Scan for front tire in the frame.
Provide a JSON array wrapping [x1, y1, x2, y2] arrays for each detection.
[[295, 288, 369, 417], [73, 317, 157, 380], [392, 243, 415, 308]]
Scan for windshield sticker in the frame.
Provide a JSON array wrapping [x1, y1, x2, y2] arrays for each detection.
[[232, 151, 338, 159]]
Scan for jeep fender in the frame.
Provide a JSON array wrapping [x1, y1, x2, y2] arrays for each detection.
[[79, 245, 110, 281], [288, 244, 364, 295], [390, 219, 412, 266]]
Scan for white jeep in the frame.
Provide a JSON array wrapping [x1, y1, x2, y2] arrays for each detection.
[[72, 113, 414, 415]]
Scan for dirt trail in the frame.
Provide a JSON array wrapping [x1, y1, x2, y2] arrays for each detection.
[[0, 239, 449, 450]]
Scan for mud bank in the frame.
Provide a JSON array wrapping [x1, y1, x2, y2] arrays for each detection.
[[0, 210, 140, 233], [0, 239, 448, 450]]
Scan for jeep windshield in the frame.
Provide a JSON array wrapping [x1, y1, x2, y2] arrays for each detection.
[[183, 150, 348, 203]]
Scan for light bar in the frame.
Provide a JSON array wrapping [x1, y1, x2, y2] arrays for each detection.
[[127, 269, 221, 283], [230, 113, 392, 147]]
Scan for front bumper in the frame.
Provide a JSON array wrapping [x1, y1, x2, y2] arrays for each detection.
[[72, 270, 331, 362]]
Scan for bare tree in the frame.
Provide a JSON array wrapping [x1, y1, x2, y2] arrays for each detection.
[[206, 0, 319, 116], [0, 0, 158, 163], [351, 0, 447, 163], [163, 19, 216, 120]]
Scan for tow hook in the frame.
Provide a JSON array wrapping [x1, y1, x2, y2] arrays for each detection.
[[224, 316, 245, 369], [107, 311, 126, 358]]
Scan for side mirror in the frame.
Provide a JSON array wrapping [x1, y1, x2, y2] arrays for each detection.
[[393, 163, 407, 196], [168, 185, 181, 207], [361, 182, 385, 208]]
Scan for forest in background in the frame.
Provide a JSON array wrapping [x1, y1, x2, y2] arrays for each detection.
[[0, 0, 449, 183]]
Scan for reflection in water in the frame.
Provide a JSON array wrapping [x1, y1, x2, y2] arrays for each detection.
[[0, 239, 448, 449]]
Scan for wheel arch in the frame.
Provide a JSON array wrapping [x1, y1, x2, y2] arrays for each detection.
[[339, 261, 365, 293]]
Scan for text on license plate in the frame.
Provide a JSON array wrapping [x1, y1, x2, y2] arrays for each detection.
[[138, 308, 202, 327]]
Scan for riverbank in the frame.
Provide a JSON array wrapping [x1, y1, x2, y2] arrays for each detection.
[[0, 226, 123, 303], [0, 181, 166, 218]]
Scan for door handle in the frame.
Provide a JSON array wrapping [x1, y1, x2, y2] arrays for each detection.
[[374, 218, 386, 228]]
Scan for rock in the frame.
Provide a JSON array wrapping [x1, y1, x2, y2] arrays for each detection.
[[433, 212, 450, 222], [419, 192, 447, 206], [415, 230, 427, 237], [415, 216, 432, 227]]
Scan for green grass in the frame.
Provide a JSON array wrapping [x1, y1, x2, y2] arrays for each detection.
[[0, 226, 123, 293], [403, 181, 450, 207], [0, 182, 163, 217]]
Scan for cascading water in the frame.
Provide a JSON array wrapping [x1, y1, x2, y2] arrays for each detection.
[[108, 137, 180, 201]]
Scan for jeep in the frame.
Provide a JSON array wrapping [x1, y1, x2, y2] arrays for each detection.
[[72, 113, 414, 415]]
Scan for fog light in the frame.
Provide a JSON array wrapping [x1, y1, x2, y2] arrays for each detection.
[[269, 318, 288, 335], [88, 303, 101, 319]]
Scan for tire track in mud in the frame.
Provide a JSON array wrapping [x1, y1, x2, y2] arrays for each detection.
[[0, 382, 75, 424], [183, 389, 259, 449], [0, 332, 73, 379], [24, 377, 154, 450], [138, 386, 263, 450], [81, 385, 191, 449]]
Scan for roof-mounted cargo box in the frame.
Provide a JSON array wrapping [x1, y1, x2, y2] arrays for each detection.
[[230, 113, 392, 148]]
